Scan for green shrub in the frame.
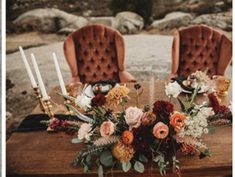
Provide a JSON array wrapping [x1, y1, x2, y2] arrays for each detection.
[[110, 0, 153, 23]]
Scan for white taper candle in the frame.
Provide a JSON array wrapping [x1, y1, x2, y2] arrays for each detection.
[[19, 46, 37, 88], [52, 52, 67, 95], [31, 53, 49, 100]]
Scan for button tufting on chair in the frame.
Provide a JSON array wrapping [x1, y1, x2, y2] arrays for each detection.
[[63, 24, 136, 84], [170, 25, 232, 79]]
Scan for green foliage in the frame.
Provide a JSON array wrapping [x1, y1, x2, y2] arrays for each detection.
[[98, 165, 104, 177], [100, 150, 113, 167], [134, 161, 145, 173], [73, 145, 106, 166], [138, 154, 148, 163], [66, 104, 94, 123], [172, 156, 180, 172], [109, 0, 154, 23], [122, 161, 131, 172], [153, 153, 169, 175], [71, 138, 82, 144]]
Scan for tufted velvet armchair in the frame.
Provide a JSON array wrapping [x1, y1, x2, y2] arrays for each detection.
[[63, 24, 136, 84], [169, 25, 232, 79]]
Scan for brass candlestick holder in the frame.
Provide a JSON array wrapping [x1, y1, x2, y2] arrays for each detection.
[[42, 97, 56, 132], [64, 98, 74, 115], [43, 98, 54, 118], [33, 86, 46, 113]]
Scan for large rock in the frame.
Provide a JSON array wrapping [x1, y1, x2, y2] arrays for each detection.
[[13, 8, 88, 33], [192, 11, 232, 31], [116, 11, 144, 34], [153, 0, 231, 19], [150, 12, 193, 30], [89, 17, 118, 28]]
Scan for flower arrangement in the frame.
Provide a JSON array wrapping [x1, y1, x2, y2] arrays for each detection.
[[43, 82, 232, 177], [165, 70, 213, 98]]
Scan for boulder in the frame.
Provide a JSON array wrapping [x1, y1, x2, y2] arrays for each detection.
[[13, 8, 88, 33], [89, 17, 118, 28], [150, 12, 193, 30], [152, 0, 231, 19], [116, 11, 144, 34], [192, 11, 232, 31], [57, 27, 76, 35]]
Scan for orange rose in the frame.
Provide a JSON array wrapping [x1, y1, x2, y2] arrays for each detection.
[[153, 122, 169, 139], [121, 130, 134, 145], [170, 112, 186, 133]]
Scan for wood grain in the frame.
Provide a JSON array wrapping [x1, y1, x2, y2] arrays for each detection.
[[7, 81, 232, 177]]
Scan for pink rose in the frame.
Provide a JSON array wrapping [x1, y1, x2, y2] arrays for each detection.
[[78, 123, 92, 141], [125, 107, 143, 129], [153, 122, 169, 139], [100, 120, 115, 138]]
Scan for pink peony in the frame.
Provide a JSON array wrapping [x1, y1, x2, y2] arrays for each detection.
[[78, 123, 92, 141], [125, 107, 143, 129], [153, 122, 169, 139], [100, 120, 115, 138]]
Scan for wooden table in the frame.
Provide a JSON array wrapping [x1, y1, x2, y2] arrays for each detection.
[[7, 80, 232, 177]]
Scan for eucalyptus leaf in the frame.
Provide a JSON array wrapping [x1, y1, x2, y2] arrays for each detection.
[[100, 150, 113, 167], [122, 161, 131, 172], [85, 154, 92, 165], [139, 154, 148, 163], [134, 161, 145, 173], [98, 165, 104, 177], [71, 138, 82, 144], [84, 165, 89, 172]]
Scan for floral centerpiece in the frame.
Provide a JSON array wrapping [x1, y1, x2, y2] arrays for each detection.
[[44, 81, 232, 177]]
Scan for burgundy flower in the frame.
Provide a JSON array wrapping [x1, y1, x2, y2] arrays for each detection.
[[208, 93, 220, 113], [91, 93, 106, 107], [153, 101, 174, 122], [132, 125, 154, 154], [208, 93, 232, 121], [48, 118, 64, 130], [218, 105, 230, 114]]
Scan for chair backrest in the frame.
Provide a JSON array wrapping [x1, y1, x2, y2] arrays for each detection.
[[64, 24, 126, 83], [171, 25, 232, 78]]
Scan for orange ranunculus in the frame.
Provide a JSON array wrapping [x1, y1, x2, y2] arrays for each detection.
[[170, 112, 186, 133], [121, 130, 134, 145], [153, 122, 169, 139]]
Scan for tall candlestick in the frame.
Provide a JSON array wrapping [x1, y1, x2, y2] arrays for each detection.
[[52, 52, 67, 95], [31, 53, 49, 100], [19, 46, 37, 88]]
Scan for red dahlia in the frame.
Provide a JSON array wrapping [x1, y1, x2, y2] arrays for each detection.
[[153, 100, 174, 121], [208, 93, 220, 113], [132, 125, 154, 154], [91, 93, 106, 107]]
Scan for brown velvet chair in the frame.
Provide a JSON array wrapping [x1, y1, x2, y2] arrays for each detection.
[[169, 25, 232, 79], [63, 24, 136, 84]]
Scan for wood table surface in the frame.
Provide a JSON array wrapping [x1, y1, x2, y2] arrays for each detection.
[[6, 80, 232, 177]]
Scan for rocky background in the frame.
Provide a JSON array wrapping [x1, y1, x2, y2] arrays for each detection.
[[6, 0, 232, 52], [6, 0, 232, 137]]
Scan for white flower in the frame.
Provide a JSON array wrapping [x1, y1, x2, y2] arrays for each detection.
[[179, 107, 214, 138], [165, 81, 182, 98], [78, 123, 92, 141], [75, 94, 92, 110]]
